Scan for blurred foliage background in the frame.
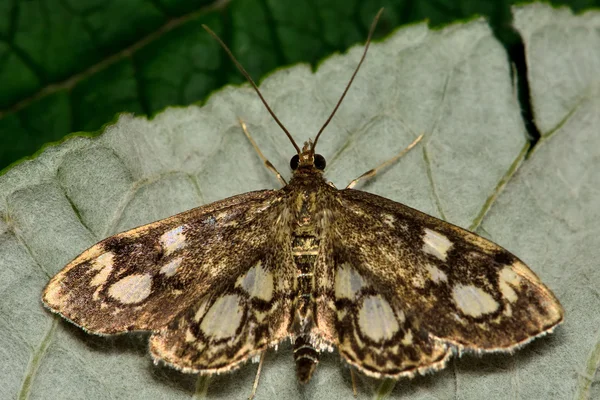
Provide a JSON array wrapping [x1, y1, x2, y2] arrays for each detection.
[[0, 0, 597, 172]]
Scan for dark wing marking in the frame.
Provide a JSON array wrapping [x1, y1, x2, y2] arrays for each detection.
[[330, 189, 563, 352], [42, 189, 289, 335]]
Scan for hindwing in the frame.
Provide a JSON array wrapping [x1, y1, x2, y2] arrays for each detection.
[[150, 254, 293, 373]]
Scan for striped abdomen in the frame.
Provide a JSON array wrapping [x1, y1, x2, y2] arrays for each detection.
[[291, 234, 319, 382], [293, 335, 319, 383]]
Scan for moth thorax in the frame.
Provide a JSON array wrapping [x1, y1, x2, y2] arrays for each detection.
[[293, 335, 320, 383]]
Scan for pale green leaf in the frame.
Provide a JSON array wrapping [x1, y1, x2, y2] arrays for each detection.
[[1, 3, 597, 399]]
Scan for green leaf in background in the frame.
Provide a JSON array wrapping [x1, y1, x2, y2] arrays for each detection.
[[2, 3, 598, 399], [3, 0, 596, 172]]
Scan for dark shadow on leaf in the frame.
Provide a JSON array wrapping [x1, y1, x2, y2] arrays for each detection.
[[383, 362, 455, 397], [63, 321, 199, 392], [63, 322, 149, 357], [456, 330, 565, 374], [205, 357, 259, 398], [148, 361, 198, 394]]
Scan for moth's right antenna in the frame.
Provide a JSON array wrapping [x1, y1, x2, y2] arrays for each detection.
[[311, 8, 384, 151], [202, 25, 301, 154]]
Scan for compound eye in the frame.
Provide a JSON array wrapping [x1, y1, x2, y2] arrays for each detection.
[[314, 154, 326, 170], [290, 154, 300, 170]]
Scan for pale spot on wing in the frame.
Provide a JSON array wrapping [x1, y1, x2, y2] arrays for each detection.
[[215, 211, 229, 220], [498, 266, 520, 303], [335, 263, 366, 299], [255, 311, 267, 322], [397, 222, 409, 232], [279, 276, 291, 291], [195, 340, 207, 352], [358, 295, 400, 341], [422, 228, 453, 261], [194, 298, 210, 322], [397, 309, 406, 323], [89, 252, 115, 286], [92, 287, 103, 301], [108, 273, 153, 304], [411, 274, 426, 289], [452, 284, 499, 317], [236, 260, 274, 301], [159, 257, 183, 277], [401, 330, 413, 345], [425, 263, 448, 284], [185, 328, 195, 343], [347, 202, 366, 217], [200, 294, 244, 339], [44, 282, 70, 308], [159, 226, 187, 256], [382, 213, 395, 228]]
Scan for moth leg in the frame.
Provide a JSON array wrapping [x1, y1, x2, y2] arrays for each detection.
[[239, 118, 287, 187], [346, 134, 423, 189], [249, 352, 266, 400], [350, 367, 358, 397]]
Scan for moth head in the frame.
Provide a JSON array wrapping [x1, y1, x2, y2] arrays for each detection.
[[203, 9, 382, 172], [290, 140, 327, 171]]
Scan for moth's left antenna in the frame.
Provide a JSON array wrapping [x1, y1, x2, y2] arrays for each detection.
[[311, 8, 383, 151], [202, 25, 301, 154]]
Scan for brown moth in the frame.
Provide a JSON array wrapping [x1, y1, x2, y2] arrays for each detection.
[[42, 8, 563, 395]]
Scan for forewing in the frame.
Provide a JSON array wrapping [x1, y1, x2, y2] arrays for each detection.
[[331, 189, 563, 352], [42, 189, 287, 335]]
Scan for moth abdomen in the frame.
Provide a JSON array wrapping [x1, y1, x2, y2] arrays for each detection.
[[291, 233, 319, 323], [293, 335, 320, 383]]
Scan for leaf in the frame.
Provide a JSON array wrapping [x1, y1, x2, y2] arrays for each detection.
[[0, 0, 533, 171], [0, 3, 597, 399], [486, 5, 600, 400]]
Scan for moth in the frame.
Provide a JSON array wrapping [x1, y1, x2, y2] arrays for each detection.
[[43, 8, 563, 396]]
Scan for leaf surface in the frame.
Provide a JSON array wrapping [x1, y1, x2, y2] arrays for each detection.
[[0, 4, 597, 399]]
